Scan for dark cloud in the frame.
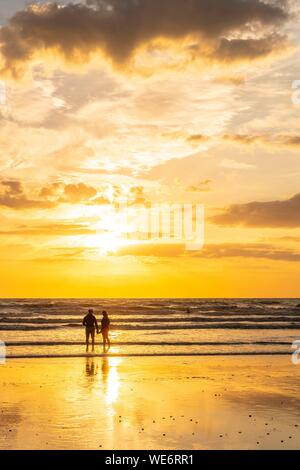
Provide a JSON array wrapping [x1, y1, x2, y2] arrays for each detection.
[[223, 133, 300, 147], [40, 182, 109, 204], [276, 135, 300, 147], [39, 241, 300, 262], [201, 243, 300, 262], [223, 134, 261, 145], [185, 179, 212, 192], [33, 247, 87, 263], [116, 241, 300, 262], [214, 34, 287, 62], [0, 180, 106, 209], [0, 180, 56, 210], [128, 185, 150, 206], [213, 74, 245, 85], [186, 134, 211, 145], [39, 182, 62, 198], [184, 133, 300, 149], [87, 195, 111, 205], [0, 0, 290, 77], [0, 195, 55, 210], [0, 223, 96, 236], [211, 193, 300, 228], [1, 179, 24, 195], [61, 182, 97, 203]]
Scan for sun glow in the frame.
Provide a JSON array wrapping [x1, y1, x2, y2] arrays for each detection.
[[79, 234, 130, 256]]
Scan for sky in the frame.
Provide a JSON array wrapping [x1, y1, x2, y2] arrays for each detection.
[[0, 0, 300, 297]]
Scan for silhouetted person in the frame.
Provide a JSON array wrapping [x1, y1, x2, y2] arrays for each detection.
[[100, 310, 110, 352], [83, 309, 98, 352]]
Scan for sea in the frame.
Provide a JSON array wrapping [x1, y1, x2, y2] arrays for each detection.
[[1, 298, 300, 357]]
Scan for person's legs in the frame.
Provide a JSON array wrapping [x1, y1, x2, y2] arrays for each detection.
[[85, 328, 90, 352], [102, 329, 110, 352], [102, 332, 106, 352], [91, 328, 95, 351]]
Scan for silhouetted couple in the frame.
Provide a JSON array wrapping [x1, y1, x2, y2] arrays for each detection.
[[83, 309, 110, 353]]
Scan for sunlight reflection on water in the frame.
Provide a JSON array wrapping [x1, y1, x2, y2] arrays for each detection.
[[102, 357, 121, 405]]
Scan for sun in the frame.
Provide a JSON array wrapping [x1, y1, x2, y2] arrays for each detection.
[[78, 233, 129, 256]]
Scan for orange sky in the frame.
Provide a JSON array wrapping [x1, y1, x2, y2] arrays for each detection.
[[0, 0, 300, 297]]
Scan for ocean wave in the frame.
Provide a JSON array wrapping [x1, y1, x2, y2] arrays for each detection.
[[5, 351, 291, 358], [0, 312, 300, 325], [0, 325, 62, 331], [1, 323, 300, 331], [4, 340, 291, 346], [2, 307, 300, 318]]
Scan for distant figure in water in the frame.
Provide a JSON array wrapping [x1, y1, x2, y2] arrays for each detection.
[[99, 310, 110, 352], [83, 309, 98, 352]]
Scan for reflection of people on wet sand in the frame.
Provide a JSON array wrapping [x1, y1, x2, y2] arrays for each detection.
[[83, 309, 99, 352], [99, 310, 110, 353], [101, 356, 109, 383], [85, 357, 98, 377]]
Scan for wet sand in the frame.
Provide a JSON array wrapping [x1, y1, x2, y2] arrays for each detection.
[[0, 356, 300, 449]]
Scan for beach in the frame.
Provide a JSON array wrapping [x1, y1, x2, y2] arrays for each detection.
[[1, 0, 300, 455], [1, 355, 300, 450]]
